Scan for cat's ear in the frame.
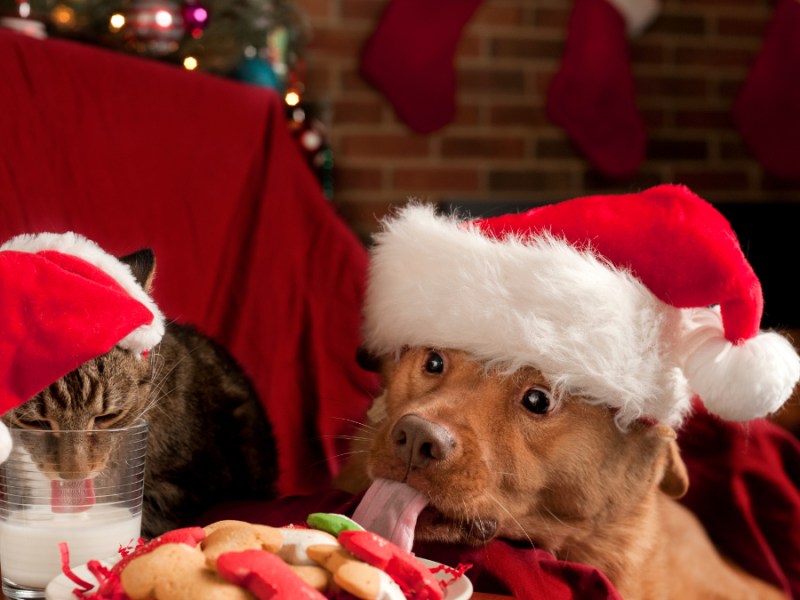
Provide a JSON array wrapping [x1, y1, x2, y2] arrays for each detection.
[[118, 249, 157, 293]]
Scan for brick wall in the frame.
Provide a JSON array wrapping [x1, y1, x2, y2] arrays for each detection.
[[293, 0, 800, 241]]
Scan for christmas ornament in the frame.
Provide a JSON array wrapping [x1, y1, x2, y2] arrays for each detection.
[[182, 0, 208, 37], [0, 15, 46, 37], [124, 0, 185, 56], [266, 25, 289, 86], [359, 0, 484, 134], [0, 0, 48, 38], [733, 0, 800, 181], [546, 0, 659, 179], [49, 3, 78, 33], [236, 54, 282, 91]]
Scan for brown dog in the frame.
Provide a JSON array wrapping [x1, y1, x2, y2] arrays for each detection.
[[345, 191, 800, 599], [340, 347, 786, 600]]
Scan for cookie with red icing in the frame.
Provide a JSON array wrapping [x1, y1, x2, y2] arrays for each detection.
[[339, 529, 444, 600], [216, 549, 327, 600]]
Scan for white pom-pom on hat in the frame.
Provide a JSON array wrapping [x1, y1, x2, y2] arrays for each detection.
[[681, 307, 800, 421], [0, 422, 12, 464]]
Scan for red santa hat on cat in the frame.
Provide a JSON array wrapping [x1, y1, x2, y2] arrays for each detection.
[[362, 184, 800, 427], [0, 232, 165, 460]]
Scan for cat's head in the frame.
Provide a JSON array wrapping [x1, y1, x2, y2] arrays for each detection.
[[1, 248, 157, 480]]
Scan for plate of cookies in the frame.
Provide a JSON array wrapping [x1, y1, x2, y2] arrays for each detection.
[[47, 512, 473, 600]]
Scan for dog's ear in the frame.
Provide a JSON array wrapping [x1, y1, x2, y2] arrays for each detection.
[[652, 426, 689, 499], [659, 440, 689, 499]]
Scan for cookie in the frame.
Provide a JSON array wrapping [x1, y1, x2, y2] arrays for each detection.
[[216, 548, 327, 599], [307, 512, 364, 537], [336, 560, 406, 600], [121, 543, 250, 600], [306, 543, 404, 600], [277, 526, 338, 565], [339, 529, 443, 600], [202, 522, 283, 567], [290, 564, 332, 591]]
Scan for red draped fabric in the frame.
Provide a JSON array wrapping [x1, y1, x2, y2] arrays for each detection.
[[0, 29, 379, 496]]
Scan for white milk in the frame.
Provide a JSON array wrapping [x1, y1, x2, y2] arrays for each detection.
[[0, 506, 141, 588]]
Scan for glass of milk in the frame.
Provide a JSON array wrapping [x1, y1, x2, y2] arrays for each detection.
[[0, 421, 147, 599]]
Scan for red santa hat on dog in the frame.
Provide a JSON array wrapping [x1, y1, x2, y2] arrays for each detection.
[[0, 232, 165, 459], [362, 184, 800, 427]]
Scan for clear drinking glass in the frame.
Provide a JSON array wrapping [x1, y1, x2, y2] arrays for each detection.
[[0, 421, 147, 599]]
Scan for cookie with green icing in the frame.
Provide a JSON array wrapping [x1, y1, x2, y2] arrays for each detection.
[[307, 512, 364, 537]]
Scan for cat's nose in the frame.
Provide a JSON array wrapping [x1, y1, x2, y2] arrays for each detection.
[[391, 414, 455, 469]]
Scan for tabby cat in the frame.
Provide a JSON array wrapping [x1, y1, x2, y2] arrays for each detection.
[[1, 249, 278, 537]]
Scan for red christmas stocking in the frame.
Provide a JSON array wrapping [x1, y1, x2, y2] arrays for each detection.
[[360, 0, 484, 134], [547, 0, 658, 179], [733, 0, 800, 180]]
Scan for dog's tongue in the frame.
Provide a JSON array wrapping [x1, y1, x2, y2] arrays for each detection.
[[51, 479, 95, 513], [351, 478, 429, 553]]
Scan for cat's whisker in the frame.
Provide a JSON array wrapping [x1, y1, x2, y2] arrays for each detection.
[[144, 350, 199, 402], [138, 388, 175, 417], [147, 348, 195, 386], [136, 379, 182, 418], [145, 350, 167, 385]]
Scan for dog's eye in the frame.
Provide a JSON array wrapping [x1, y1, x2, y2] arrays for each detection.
[[521, 387, 552, 414], [423, 351, 445, 374]]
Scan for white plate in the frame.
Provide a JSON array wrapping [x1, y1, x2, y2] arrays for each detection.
[[420, 557, 474, 600], [46, 557, 473, 599], [45, 559, 113, 599]]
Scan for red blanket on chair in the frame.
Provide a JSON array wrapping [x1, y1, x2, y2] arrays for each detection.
[[0, 28, 379, 496]]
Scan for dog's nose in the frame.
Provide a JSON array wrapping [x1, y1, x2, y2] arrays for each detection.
[[392, 414, 455, 469]]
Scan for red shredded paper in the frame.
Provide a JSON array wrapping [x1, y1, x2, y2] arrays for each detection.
[[59, 539, 143, 599], [430, 562, 473, 591]]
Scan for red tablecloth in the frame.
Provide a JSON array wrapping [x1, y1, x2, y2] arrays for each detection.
[[0, 28, 379, 496]]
